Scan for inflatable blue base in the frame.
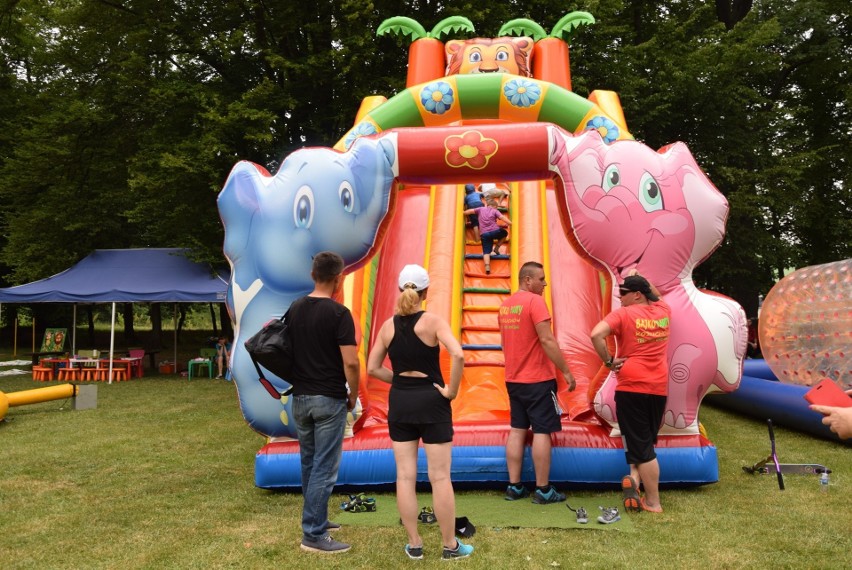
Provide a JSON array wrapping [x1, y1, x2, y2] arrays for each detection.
[[255, 441, 718, 490], [704, 359, 848, 443]]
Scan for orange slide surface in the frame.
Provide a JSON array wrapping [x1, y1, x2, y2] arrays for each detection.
[[354, 180, 604, 430]]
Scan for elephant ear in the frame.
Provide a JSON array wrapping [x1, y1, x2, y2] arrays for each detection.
[[338, 135, 397, 274], [659, 141, 729, 269], [218, 161, 265, 266]]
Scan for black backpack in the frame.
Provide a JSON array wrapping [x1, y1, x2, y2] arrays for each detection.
[[244, 304, 297, 399]]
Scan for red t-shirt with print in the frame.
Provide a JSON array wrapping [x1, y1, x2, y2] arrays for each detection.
[[604, 299, 671, 396], [499, 290, 555, 383]]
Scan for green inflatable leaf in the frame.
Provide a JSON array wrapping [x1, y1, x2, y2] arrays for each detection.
[[430, 16, 475, 39], [498, 18, 547, 41], [377, 16, 428, 42], [550, 11, 596, 40]]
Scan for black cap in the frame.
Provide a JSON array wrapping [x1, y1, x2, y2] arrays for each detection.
[[619, 275, 659, 302]]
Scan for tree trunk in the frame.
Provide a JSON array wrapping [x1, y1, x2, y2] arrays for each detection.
[[177, 304, 187, 342], [87, 306, 95, 347], [150, 303, 163, 347], [218, 304, 233, 338], [122, 302, 136, 344], [208, 302, 218, 335]]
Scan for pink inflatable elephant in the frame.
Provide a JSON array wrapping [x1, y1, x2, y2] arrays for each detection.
[[549, 129, 746, 433]]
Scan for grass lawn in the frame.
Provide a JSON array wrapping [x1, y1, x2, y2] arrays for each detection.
[[1, 371, 850, 569]]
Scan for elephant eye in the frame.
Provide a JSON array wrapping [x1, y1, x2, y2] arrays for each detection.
[[339, 181, 355, 213], [638, 172, 663, 212], [293, 185, 314, 229], [602, 164, 620, 192]]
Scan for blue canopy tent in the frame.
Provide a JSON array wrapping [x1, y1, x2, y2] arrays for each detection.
[[0, 248, 229, 381]]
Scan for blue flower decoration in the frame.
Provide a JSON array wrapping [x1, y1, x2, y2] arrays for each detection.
[[420, 82, 454, 115], [343, 121, 378, 150], [504, 79, 542, 108], [586, 116, 620, 144]]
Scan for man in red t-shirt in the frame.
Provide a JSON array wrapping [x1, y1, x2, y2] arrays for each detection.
[[591, 271, 670, 514], [498, 262, 576, 504]]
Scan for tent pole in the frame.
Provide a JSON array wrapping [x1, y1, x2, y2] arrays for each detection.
[[108, 302, 116, 384], [72, 304, 77, 355], [174, 303, 178, 375]]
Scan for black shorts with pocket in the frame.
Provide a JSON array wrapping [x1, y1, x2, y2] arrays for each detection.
[[506, 379, 562, 434]]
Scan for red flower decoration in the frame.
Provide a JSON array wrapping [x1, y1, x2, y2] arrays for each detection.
[[445, 131, 498, 170]]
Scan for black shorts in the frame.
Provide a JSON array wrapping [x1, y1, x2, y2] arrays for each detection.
[[614, 391, 667, 465], [506, 379, 562, 434], [389, 421, 454, 444]]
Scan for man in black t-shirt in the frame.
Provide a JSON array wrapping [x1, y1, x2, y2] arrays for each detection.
[[289, 252, 360, 554]]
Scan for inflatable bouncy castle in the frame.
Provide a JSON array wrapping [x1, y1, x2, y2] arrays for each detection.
[[217, 13, 748, 488]]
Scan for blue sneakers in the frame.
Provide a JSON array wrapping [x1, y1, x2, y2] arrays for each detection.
[[405, 544, 424, 560], [442, 539, 474, 560], [532, 486, 566, 504], [504, 483, 530, 501]]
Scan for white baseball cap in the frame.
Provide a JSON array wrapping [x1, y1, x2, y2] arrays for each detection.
[[480, 183, 496, 192], [398, 264, 430, 292]]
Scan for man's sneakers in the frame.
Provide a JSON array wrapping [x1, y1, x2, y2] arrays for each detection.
[[325, 521, 341, 532], [621, 475, 641, 512], [404, 544, 424, 560], [597, 506, 621, 524], [442, 539, 474, 560], [504, 483, 530, 501], [300, 535, 351, 554], [532, 485, 566, 504]]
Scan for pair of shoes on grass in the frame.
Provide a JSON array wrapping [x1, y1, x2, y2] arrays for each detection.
[[340, 493, 376, 512]]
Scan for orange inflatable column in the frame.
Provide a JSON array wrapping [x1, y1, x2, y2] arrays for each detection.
[[532, 38, 572, 92], [406, 38, 447, 88]]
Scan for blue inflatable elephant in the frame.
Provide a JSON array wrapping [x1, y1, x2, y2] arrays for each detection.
[[218, 136, 396, 437]]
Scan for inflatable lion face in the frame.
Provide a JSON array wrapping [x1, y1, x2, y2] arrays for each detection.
[[445, 37, 533, 77]]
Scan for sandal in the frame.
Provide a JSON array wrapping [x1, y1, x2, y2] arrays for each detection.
[[340, 493, 377, 512], [418, 506, 437, 524], [621, 476, 641, 512]]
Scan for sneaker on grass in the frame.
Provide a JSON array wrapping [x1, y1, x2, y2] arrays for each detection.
[[442, 539, 474, 560], [300, 535, 351, 554], [597, 506, 621, 525], [404, 544, 424, 560], [504, 483, 530, 501], [567, 503, 588, 524], [532, 486, 566, 504]]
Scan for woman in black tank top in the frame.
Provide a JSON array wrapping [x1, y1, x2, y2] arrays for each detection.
[[367, 264, 471, 559]]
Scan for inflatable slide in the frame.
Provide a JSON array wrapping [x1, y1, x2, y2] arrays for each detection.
[[217, 14, 747, 489]]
